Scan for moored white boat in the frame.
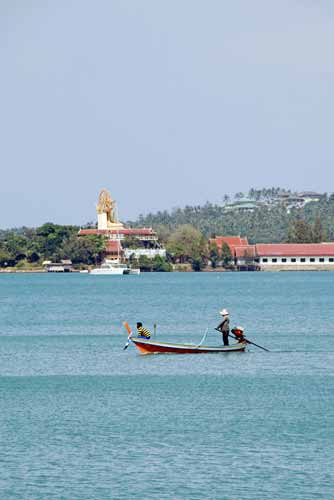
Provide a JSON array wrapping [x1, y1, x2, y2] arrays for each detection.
[[127, 268, 140, 275], [90, 259, 130, 275]]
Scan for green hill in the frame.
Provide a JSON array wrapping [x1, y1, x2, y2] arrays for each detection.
[[129, 188, 334, 243]]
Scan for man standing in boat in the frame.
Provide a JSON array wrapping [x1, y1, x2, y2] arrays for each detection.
[[217, 309, 230, 346], [136, 322, 151, 339]]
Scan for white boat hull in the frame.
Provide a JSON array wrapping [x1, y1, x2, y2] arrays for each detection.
[[90, 268, 125, 275], [128, 268, 140, 275], [90, 259, 140, 275]]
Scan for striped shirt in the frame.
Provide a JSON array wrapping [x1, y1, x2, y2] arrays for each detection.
[[137, 326, 151, 339]]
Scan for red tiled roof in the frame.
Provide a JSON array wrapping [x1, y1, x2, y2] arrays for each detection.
[[106, 240, 122, 252], [210, 236, 249, 249], [78, 228, 155, 236], [256, 243, 334, 257], [235, 245, 257, 258], [210, 236, 249, 255]]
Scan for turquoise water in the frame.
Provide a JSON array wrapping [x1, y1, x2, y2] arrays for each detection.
[[0, 272, 333, 499]]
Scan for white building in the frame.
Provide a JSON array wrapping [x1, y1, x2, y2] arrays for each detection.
[[256, 243, 334, 269], [123, 248, 166, 260]]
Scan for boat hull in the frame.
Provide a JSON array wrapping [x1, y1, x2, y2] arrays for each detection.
[[128, 268, 140, 275], [131, 338, 247, 355], [90, 259, 130, 275], [90, 269, 124, 275]]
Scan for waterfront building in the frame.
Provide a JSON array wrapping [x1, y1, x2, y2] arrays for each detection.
[[43, 259, 73, 272], [78, 189, 165, 260], [255, 243, 334, 269], [209, 236, 257, 269], [234, 245, 259, 270], [210, 236, 334, 270], [209, 236, 249, 253], [105, 240, 123, 261]]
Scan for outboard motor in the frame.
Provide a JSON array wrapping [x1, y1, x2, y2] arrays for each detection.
[[231, 326, 245, 343]]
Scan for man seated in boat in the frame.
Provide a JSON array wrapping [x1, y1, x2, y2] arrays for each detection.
[[231, 326, 245, 343], [136, 322, 151, 339]]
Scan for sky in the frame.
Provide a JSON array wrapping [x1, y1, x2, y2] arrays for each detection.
[[1, 0, 334, 228]]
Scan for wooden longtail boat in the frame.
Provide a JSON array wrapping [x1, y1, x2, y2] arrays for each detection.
[[131, 337, 247, 355]]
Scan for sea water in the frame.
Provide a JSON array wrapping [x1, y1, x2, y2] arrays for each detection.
[[0, 272, 333, 500]]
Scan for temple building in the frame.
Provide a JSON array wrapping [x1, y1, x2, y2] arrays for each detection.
[[78, 189, 165, 260]]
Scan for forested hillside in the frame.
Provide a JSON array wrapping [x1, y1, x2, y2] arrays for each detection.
[[130, 189, 334, 243]]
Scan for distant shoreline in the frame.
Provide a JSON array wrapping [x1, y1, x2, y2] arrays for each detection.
[[1, 267, 334, 274]]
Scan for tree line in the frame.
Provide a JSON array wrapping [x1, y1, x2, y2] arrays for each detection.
[[1, 219, 317, 272], [0, 222, 226, 271], [0, 223, 105, 269], [1, 187, 333, 271]]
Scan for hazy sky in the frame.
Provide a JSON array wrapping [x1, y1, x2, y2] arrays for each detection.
[[1, 1, 334, 227]]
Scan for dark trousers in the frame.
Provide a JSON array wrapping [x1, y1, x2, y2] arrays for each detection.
[[223, 332, 229, 346]]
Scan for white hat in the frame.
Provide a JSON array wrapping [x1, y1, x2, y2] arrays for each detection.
[[219, 308, 229, 316], [235, 326, 244, 332]]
